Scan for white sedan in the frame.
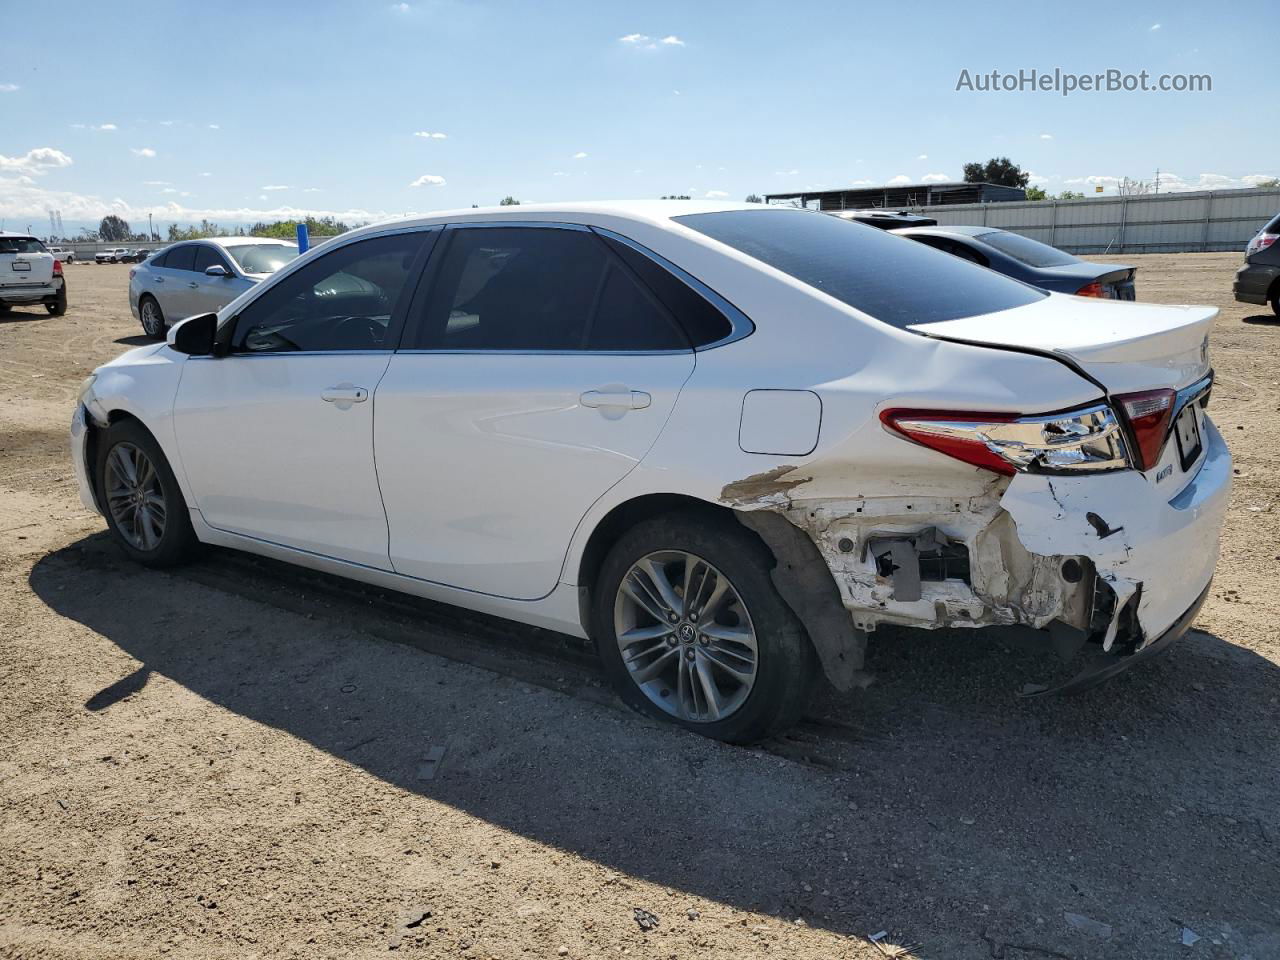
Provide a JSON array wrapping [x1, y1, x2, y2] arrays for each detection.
[[71, 201, 1230, 742]]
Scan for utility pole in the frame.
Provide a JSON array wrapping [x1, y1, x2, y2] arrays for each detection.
[[1155, 168, 1161, 194], [148, 212, 154, 240]]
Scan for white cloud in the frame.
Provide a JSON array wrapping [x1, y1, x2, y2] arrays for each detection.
[[198, 171, 211, 177], [846, 179, 874, 186], [95, 123, 118, 132], [409, 174, 446, 187], [261, 185, 291, 191], [208, 123, 220, 130], [673, 89, 681, 95], [886, 175, 912, 185], [921, 173, 951, 183], [1149, 22, 1161, 30], [705, 190, 729, 198], [1025, 171, 1050, 186], [391, 2, 410, 10], [159, 120, 175, 127], [1242, 174, 1280, 186], [161, 188, 178, 194], [916, 153, 928, 160], [1040, 133, 1054, 140], [303, 187, 323, 193], [0, 83, 18, 93], [619, 32, 683, 50], [619, 33, 650, 44], [413, 131, 448, 139], [774, 169, 799, 176], [143, 180, 172, 187], [0, 147, 73, 175], [553, 171, 568, 177], [661, 35, 685, 46], [573, 151, 588, 159], [131, 147, 157, 158]]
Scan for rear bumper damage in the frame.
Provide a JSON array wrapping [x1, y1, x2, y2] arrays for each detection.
[[731, 418, 1231, 694]]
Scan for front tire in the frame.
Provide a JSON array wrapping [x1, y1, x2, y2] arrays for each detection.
[[592, 511, 816, 743], [96, 419, 198, 567], [139, 295, 165, 339], [1271, 289, 1279, 317]]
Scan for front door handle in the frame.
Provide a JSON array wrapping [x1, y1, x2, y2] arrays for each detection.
[[580, 389, 651, 410], [188, 281, 199, 288], [154, 276, 164, 283], [321, 385, 369, 409]]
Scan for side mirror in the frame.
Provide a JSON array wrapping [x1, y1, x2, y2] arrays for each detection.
[[168, 312, 218, 356], [205, 264, 230, 278]]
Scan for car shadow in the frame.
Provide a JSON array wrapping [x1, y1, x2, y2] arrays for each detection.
[[113, 334, 156, 346], [0, 309, 47, 323], [1242, 313, 1279, 325], [28, 534, 1280, 950]]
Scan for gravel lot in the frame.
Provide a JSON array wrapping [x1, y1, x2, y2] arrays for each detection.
[[1, 256, 1277, 959]]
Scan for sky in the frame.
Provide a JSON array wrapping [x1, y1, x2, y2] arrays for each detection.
[[1, 0, 1275, 236]]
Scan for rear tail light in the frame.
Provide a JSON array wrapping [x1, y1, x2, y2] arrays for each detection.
[[53, 258, 63, 276], [129, 268, 136, 279], [1246, 232, 1278, 257], [1114, 388, 1176, 470], [1075, 281, 1106, 298], [881, 404, 1130, 476]]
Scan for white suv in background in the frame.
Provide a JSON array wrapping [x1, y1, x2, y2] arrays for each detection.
[[96, 248, 130, 264], [0, 232, 67, 316]]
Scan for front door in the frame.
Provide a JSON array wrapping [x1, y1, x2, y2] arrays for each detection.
[[375, 224, 696, 600], [172, 229, 435, 568]]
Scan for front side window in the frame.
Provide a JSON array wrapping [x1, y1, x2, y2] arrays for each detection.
[[232, 231, 428, 353], [674, 209, 1044, 329], [409, 227, 687, 352], [973, 230, 1076, 267], [193, 245, 231, 274], [228, 242, 299, 276]]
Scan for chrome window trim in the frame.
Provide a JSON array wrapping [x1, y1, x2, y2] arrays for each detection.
[[395, 349, 690, 357], [186, 349, 395, 361], [590, 226, 754, 351], [445, 220, 591, 232]]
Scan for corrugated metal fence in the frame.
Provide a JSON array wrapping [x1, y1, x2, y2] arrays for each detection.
[[920, 187, 1279, 254]]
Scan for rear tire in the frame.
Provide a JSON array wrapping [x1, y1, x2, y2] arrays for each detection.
[[1271, 290, 1279, 317], [96, 418, 199, 568], [139, 295, 165, 339], [592, 510, 816, 743], [46, 285, 67, 316]]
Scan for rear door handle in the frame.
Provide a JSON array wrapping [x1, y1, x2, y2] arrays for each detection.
[[321, 385, 369, 408], [154, 276, 164, 283], [580, 389, 651, 410], [188, 281, 199, 288]]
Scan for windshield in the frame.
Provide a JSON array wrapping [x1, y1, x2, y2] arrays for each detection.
[[227, 243, 300, 275], [973, 230, 1077, 268], [674, 209, 1044, 329], [0, 237, 47, 254]]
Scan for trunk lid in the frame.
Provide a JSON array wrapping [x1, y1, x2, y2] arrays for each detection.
[[908, 293, 1214, 393]]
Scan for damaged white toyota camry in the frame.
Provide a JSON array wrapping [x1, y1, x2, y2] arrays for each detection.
[[71, 201, 1230, 742]]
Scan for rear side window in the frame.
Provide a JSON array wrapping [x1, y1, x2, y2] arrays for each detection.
[[0, 236, 46, 254], [165, 245, 197, 272], [409, 227, 687, 352], [674, 209, 1044, 328], [973, 230, 1076, 267], [599, 234, 733, 347]]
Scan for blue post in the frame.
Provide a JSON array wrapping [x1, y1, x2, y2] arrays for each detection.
[[296, 222, 309, 254]]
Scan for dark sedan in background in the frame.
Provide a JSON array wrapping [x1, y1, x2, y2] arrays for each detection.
[[1233, 212, 1280, 315], [894, 225, 1137, 299]]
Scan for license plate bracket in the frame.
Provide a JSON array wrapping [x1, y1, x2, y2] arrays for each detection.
[[10, 261, 31, 271], [1173, 404, 1202, 471]]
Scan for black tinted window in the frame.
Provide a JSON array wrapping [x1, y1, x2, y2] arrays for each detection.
[[412, 227, 686, 351], [165, 245, 197, 272], [973, 230, 1076, 267], [233, 232, 427, 353], [193, 245, 230, 273], [674, 210, 1043, 328], [0, 236, 45, 253], [600, 235, 733, 347]]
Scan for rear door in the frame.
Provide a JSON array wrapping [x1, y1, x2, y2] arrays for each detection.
[[0, 235, 54, 291], [374, 223, 697, 599], [147, 243, 199, 319]]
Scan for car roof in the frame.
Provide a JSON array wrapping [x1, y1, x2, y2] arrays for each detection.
[[893, 224, 997, 239], [175, 236, 299, 249], [0, 231, 39, 240]]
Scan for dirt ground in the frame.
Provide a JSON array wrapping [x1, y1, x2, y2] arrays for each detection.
[[1, 256, 1277, 960]]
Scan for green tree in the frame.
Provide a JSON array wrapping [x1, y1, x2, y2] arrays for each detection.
[[499, 196, 521, 206], [1253, 178, 1280, 189], [167, 219, 224, 241], [745, 194, 763, 203], [1057, 190, 1085, 200], [1024, 185, 1049, 201], [962, 157, 1030, 189], [248, 216, 351, 239], [660, 194, 691, 200], [98, 215, 131, 242]]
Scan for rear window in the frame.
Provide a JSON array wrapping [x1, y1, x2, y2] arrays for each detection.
[[0, 236, 47, 254], [673, 210, 1043, 329], [973, 229, 1077, 267], [1265, 214, 1280, 234]]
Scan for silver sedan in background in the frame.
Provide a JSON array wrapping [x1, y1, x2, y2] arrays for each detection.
[[129, 237, 298, 338]]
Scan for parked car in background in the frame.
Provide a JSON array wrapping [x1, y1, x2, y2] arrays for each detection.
[[96, 248, 130, 264], [894, 225, 1137, 299], [74, 202, 1228, 742], [830, 209, 938, 230], [128, 236, 299, 338], [0, 232, 67, 315], [131, 248, 153, 263], [1232, 211, 1280, 315], [49, 246, 75, 263]]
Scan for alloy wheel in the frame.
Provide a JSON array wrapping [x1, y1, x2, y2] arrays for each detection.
[[141, 299, 162, 337], [104, 442, 168, 551], [613, 550, 759, 723]]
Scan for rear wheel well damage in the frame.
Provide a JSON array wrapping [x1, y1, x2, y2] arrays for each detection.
[[576, 493, 859, 690]]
